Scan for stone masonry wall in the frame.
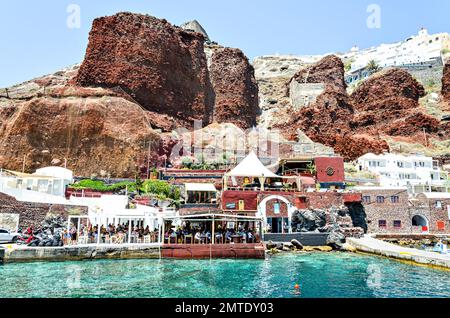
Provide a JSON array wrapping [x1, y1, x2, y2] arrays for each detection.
[[0, 193, 87, 229], [361, 189, 413, 233]]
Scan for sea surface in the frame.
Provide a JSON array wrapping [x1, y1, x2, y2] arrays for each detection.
[[0, 252, 449, 298]]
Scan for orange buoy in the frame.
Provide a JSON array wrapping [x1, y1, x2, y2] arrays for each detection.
[[294, 284, 300, 290]]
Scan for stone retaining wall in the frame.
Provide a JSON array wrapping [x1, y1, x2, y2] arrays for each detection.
[[1, 245, 161, 264], [0, 193, 87, 229]]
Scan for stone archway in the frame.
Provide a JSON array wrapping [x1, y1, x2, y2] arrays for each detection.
[[257, 195, 296, 234], [412, 215, 429, 227]]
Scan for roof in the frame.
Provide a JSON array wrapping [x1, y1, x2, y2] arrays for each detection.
[[419, 192, 450, 199], [226, 152, 279, 178], [185, 183, 217, 192]]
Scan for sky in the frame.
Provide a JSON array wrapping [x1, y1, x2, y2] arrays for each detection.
[[0, 0, 449, 87]]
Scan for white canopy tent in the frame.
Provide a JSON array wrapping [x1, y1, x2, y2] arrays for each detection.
[[224, 151, 280, 191]]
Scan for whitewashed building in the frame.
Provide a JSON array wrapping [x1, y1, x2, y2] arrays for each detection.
[[0, 167, 74, 204], [344, 28, 450, 82], [357, 153, 449, 194]]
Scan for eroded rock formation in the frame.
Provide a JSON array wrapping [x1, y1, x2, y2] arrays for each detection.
[[274, 55, 390, 160], [0, 94, 164, 177], [209, 48, 259, 129], [75, 12, 215, 131], [271, 55, 450, 160]]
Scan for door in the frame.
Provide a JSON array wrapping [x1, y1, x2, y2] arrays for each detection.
[[0, 229, 9, 243]]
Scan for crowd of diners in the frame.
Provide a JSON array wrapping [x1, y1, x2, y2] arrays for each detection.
[[63, 220, 259, 245], [65, 221, 160, 245], [164, 221, 260, 244]]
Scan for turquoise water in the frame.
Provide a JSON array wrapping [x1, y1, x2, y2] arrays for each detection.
[[0, 253, 449, 298]]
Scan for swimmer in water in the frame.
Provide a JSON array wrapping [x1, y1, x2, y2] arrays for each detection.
[[293, 283, 301, 295]]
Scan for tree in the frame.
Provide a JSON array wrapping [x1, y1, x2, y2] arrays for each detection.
[[366, 60, 381, 75]]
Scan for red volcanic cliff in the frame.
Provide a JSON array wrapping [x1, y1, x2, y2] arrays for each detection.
[[209, 47, 259, 129], [289, 54, 347, 92], [75, 12, 215, 131], [275, 55, 389, 160], [0, 94, 164, 177]]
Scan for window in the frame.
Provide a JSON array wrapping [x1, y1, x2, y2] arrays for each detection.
[[437, 221, 445, 231], [393, 220, 402, 228], [378, 220, 387, 228], [273, 202, 281, 214], [376, 196, 385, 204], [0, 229, 8, 234], [363, 196, 371, 203], [391, 196, 399, 203], [436, 201, 442, 209]]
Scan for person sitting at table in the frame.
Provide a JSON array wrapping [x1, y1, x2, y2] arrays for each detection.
[[144, 226, 150, 236], [247, 230, 254, 243], [215, 232, 223, 244], [225, 229, 233, 243], [194, 231, 202, 244], [204, 230, 211, 243]]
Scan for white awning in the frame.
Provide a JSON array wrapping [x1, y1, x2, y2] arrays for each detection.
[[185, 183, 217, 192], [225, 151, 279, 178]]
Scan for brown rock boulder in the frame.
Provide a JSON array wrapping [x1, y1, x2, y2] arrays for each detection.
[[352, 68, 425, 113], [75, 12, 215, 131], [275, 55, 389, 160], [0, 96, 163, 177], [350, 68, 442, 140], [209, 47, 259, 129], [289, 55, 347, 92]]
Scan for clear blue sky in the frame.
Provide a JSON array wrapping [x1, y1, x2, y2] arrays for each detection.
[[0, 0, 448, 87]]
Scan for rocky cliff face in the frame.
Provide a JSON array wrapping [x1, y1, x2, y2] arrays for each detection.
[[0, 13, 262, 176], [75, 12, 215, 131], [0, 65, 173, 177], [351, 68, 449, 146], [443, 60, 450, 104], [274, 55, 390, 160], [209, 47, 259, 129]]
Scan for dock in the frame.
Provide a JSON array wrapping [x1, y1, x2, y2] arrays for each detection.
[[346, 235, 450, 270], [0, 243, 266, 264]]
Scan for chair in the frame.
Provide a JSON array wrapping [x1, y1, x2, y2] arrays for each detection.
[[77, 236, 88, 245], [144, 235, 151, 244], [116, 234, 125, 244], [184, 234, 193, 244], [110, 235, 117, 244]]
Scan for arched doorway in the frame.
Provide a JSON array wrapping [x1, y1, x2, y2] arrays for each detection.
[[412, 215, 428, 227], [412, 215, 429, 233], [257, 195, 296, 234]]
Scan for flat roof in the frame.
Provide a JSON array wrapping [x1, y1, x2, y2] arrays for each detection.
[[185, 183, 217, 192]]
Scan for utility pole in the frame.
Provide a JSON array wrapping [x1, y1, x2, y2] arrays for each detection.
[[5, 88, 9, 99], [146, 140, 151, 180], [22, 154, 27, 173], [423, 128, 428, 147]]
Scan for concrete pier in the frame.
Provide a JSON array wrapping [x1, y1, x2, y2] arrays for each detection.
[[0, 244, 161, 263], [346, 235, 450, 270]]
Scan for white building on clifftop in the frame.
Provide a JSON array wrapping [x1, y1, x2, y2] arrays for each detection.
[[357, 153, 450, 194], [344, 28, 450, 82]]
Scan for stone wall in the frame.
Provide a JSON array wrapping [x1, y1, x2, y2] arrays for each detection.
[[361, 189, 413, 233], [0, 193, 87, 229], [415, 195, 450, 233], [289, 82, 325, 109], [362, 189, 450, 234]]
